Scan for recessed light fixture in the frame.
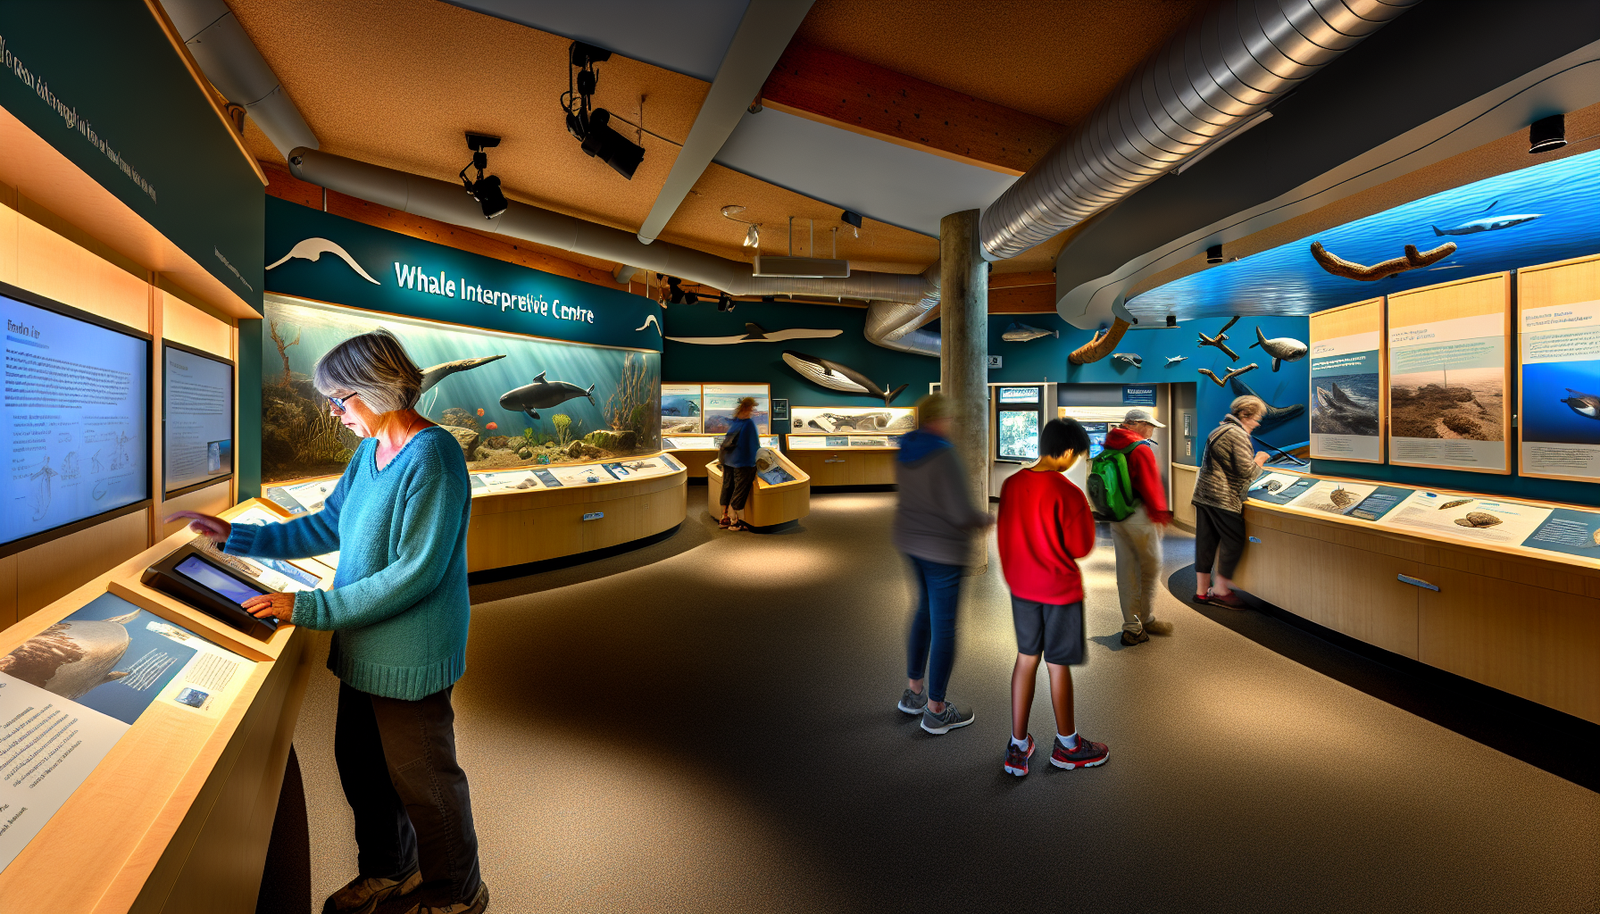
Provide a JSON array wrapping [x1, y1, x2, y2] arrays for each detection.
[[1529, 114, 1567, 154], [1206, 244, 1224, 264], [1166, 314, 1177, 328]]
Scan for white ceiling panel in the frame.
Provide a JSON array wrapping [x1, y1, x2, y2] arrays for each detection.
[[713, 109, 1018, 237]]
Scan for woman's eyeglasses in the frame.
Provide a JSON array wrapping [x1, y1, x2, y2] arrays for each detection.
[[327, 393, 358, 413]]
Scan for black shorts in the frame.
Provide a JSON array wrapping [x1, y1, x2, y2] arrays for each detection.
[[1010, 596, 1086, 665], [720, 465, 756, 510]]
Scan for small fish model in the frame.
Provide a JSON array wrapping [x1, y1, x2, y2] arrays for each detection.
[[1002, 321, 1059, 343], [1310, 241, 1456, 281], [1439, 499, 1472, 510], [782, 351, 907, 405], [1432, 200, 1540, 237], [1165, 355, 1188, 366], [1562, 388, 1600, 419], [498, 371, 597, 422], [1454, 511, 1502, 529], [1197, 316, 1241, 361], [1112, 353, 1143, 368], [1249, 327, 1308, 372], [419, 354, 507, 395], [667, 322, 843, 345], [1230, 378, 1306, 432], [1198, 363, 1258, 387]]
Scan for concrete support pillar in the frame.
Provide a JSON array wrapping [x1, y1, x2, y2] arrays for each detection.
[[939, 209, 989, 572]]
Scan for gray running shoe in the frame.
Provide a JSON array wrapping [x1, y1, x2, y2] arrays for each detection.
[[897, 688, 929, 715], [921, 701, 975, 734], [325, 869, 422, 914]]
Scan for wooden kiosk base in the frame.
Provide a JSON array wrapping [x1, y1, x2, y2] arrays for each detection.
[[705, 454, 811, 528]]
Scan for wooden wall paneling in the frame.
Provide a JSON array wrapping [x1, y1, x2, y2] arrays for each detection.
[[1514, 252, 1600, 483], [161, 289, 234, 354], [1418, 568, 1600, 724], [1308, 296, 1386, 463], [15, 508, 150, 618], [0, 552, 16, 630], [1170, 464, 1197, 529], [15, 212, 150, 331], [462, 471, 686, 572], [1385, 272, 1512, 474], [673, 449, 715, 478], [0, 197, 18, 284], [786, 448, 897, 486]]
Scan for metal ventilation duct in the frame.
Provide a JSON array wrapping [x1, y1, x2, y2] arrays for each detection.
[[979, 0, 1420, 261], [286, 148, 942, 355]]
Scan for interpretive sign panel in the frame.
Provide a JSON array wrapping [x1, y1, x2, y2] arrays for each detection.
[[661, 384, 702, 435], [1308, 298, 1384, 463], [1380, 490, 1552, 545], [1386, 274, 1511, 474], [1517, 254, 1600, 482], [702, 384, 770, 434]]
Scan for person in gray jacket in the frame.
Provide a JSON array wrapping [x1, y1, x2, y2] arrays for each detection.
[[892, 393, 993, 735], [1192, 395, 1270, 609]]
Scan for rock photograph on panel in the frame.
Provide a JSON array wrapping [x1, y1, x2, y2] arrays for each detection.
[[1388, 367, 1504, 442]]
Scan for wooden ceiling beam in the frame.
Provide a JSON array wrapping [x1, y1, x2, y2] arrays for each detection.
[[759, 42, 1065, 176]]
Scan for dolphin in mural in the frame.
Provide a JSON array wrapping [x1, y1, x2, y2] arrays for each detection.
[[0, 609, 141, 700], [419, 354, 507, 395], [667, 322, 843, 345], [1562, 388, 1600, 420], [499, 371, 596, 421], [782, 351, 907, 405], [1229, 377, 1306, 432], [266, 237, 382, 284], [1431, 200, 1540, 236]]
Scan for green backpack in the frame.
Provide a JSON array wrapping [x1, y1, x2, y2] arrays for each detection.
[[1086, 440, 1149, 522]]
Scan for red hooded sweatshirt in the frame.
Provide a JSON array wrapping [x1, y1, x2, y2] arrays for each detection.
[[997, 469, 1096, 605], [1103, 426, 1173, 524]]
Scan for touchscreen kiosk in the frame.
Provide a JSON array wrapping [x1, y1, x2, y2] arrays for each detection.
[[142, 544, 282, 640]]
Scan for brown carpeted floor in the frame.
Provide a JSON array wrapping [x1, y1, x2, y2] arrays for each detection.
[[279, 491, 1600, 914]]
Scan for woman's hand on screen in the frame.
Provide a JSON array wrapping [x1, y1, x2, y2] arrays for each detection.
[[242, 593, 295, 622], [165, 511, 231, 544]]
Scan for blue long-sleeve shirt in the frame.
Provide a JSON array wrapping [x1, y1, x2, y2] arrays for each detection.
[[722, 416, 759, 467], [227, 427, 472, 700]]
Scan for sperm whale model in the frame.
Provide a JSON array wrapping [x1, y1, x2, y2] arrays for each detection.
[[782, 351, 907, 405], [1230, 377, 1306, 433], [499, 371, 596, 421], [1432, 200, 1541, 237], [1562, 388, 1600, 419], [419, 354, 507, 395], [1248, 327, 1308, 372]]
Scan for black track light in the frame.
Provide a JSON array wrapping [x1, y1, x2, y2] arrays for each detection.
[[1166, 314, 1178, 328], [579, 109, 645, 180], [562, 41, 645, 180], [1206, 244, 1224, 265], [684, 290, 699, 305], [1529, 114, 1566, 154], [664, 276, 686, 305], [459, 133, 508, 219], [716, 292, 734, 312]]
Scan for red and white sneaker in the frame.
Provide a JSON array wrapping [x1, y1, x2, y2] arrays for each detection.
[[1050, 734, 1109, 770], [1004, 735, 1035, 777]]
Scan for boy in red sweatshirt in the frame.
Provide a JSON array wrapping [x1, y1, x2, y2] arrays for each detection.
[[996, 418, 1109, 777], [1104, 408, 1174, 646]]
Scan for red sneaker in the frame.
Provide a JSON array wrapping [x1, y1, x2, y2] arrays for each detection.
[[1050, 735, 1109, 770], [1004, 735, 1035, 777]]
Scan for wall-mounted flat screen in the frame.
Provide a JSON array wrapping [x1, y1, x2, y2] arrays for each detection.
[[997, 408, 1041, 461], [998, 386, 1041, 404], [1082, 422, 1109, 457], [164, 343, 234, 494], [0, 281, 150, 553]]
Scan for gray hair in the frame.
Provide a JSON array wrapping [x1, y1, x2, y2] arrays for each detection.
[[313, 329, 423, 414], [1229, 395, 1266, 420]]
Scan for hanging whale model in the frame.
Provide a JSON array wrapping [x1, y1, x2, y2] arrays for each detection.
[[499, 371, 596, 421], [1248, 327, 1308, 372], [1112, 353, 1143, 367], [1562, 388, 1600, 419], [1165, 355, 1188, 366], [1230, 377, 1306, 432], [0, 609, 141, 699], [1002, 321, 1058, 342], [666, 322, 843, 345], [419, 354, 507, 395], [782, 351, 907, 405], [1432, 200, 1540, 236]]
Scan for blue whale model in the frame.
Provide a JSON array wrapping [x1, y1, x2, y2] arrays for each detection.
[[1432, 200, 1540, 236], [499, 371, 596, 421]]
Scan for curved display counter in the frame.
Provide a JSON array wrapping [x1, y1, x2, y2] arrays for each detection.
[[266, 452, 688, 573], [705, 448, 811, 529], [1229, 469, 1600, 724], [784, 435, 902, 486]]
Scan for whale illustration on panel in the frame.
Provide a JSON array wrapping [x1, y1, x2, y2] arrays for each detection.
[[667, 322, 843, 345], [1001, 321, 1058, 342], [266, 237, 382, 284], [0, 609, 141, 700], [1431, 200, 1540, 236], [1230, 377, 1305, 432], [419, 354, 507, 395], [499, 371, 596, 421], [1248, 327, 1308, 372], [1562, 388, 1600, 419], [782, 351, 907, 405]]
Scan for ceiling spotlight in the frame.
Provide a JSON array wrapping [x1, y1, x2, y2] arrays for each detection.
[[1166, 314, 1178, 328], [1529, 114, 1567, 154], [716, 292, 735, 312], [841, 209, 863, 238], [663, 275, 686, 305], [562, 41, 645, 180], [1206, 244, 1224, 265], [743, 224, 760, 248], [459, 133, 508, 219]]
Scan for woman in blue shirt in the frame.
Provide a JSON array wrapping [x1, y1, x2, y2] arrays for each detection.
[[717, 396, 761, 531], [169, 329, 487, 914]]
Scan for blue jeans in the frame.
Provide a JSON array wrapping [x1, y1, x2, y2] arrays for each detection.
[[904, 555, 964, 703]]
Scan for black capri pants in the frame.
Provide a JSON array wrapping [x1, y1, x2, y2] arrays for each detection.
[[1194, 504, 1248, 578], [720, 465, 757, 510]]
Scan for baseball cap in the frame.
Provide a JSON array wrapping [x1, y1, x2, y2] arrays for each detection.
[[1123, 408, 1165, 428]]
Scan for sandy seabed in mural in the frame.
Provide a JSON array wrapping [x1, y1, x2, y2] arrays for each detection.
[[1389, 367, 1504, 442]]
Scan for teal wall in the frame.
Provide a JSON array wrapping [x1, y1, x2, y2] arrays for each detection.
[[239, 319, 263, 499]]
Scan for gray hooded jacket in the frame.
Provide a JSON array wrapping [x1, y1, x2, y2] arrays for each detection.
[[891, 432, 990, 566]]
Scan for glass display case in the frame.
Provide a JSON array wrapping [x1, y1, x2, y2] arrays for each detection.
[[788, 405, 916, 435]]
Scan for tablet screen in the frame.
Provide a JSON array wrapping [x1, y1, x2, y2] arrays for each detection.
[[175, 554, 269, 606]]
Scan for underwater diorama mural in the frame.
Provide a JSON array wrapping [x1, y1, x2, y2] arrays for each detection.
[[261, 297, 660, 483]]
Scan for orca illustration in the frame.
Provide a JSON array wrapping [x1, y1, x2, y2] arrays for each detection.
[[1229, 377, 1305, 432], [266, 237, 382, 284]]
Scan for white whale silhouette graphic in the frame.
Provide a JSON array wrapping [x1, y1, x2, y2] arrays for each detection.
[[635, 314, 662, 335], [266, 237, 381, 284]]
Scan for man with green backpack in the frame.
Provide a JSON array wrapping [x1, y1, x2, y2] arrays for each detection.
[[1087, 409, 1173, 646]]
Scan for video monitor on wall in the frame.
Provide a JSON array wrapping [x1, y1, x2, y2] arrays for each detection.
[[0, 280, 151, 555], [163, 343, 234, 495]]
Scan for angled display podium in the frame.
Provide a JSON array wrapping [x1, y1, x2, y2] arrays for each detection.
[[1230, 469, 1600, 725], [705, 448, 811, 529], [266, 453, 689, 573], [0, 498, 326, 914]]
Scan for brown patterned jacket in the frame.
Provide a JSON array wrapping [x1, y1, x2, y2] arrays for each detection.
[[1192, 415, 1262, 513]]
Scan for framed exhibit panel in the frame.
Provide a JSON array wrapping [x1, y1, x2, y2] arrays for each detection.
[[995, 385, 1046, 462], [1309, 297, 1386, 463], [1385, 273, 1512, 474], [0, 279, 152, 559], [1516, 252, 1600, 482], [661, 383, 703, 435], [163, 341, 235, 496], [788, 405, 916, 435], [701, 383, 770, 434]]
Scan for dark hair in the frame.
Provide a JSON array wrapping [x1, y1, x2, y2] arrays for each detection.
[[1040, 418, 1090, 459]]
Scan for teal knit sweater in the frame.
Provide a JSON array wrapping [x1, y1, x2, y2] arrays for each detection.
[[227, 426, 473, 700]]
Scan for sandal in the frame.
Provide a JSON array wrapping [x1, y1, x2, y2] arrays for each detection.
[[717, 515, 732, 528], [728, 520, 755, 532]]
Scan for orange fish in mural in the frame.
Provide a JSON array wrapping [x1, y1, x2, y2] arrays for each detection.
[[486, 422, 498, 430], [477, 408, 485, 416]]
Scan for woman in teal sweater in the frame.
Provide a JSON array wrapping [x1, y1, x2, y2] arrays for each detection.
[[170, 329, 487, 914]]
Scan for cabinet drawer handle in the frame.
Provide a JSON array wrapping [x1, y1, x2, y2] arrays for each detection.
[[1397, 574, 1438, 592], [1248, 536, 1261, 544]]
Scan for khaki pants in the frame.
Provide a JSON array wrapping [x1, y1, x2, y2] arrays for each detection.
[[1110, 504, 1164, 633]]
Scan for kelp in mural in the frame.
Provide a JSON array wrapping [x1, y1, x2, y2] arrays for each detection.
[[261, 297, 661, 483]]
